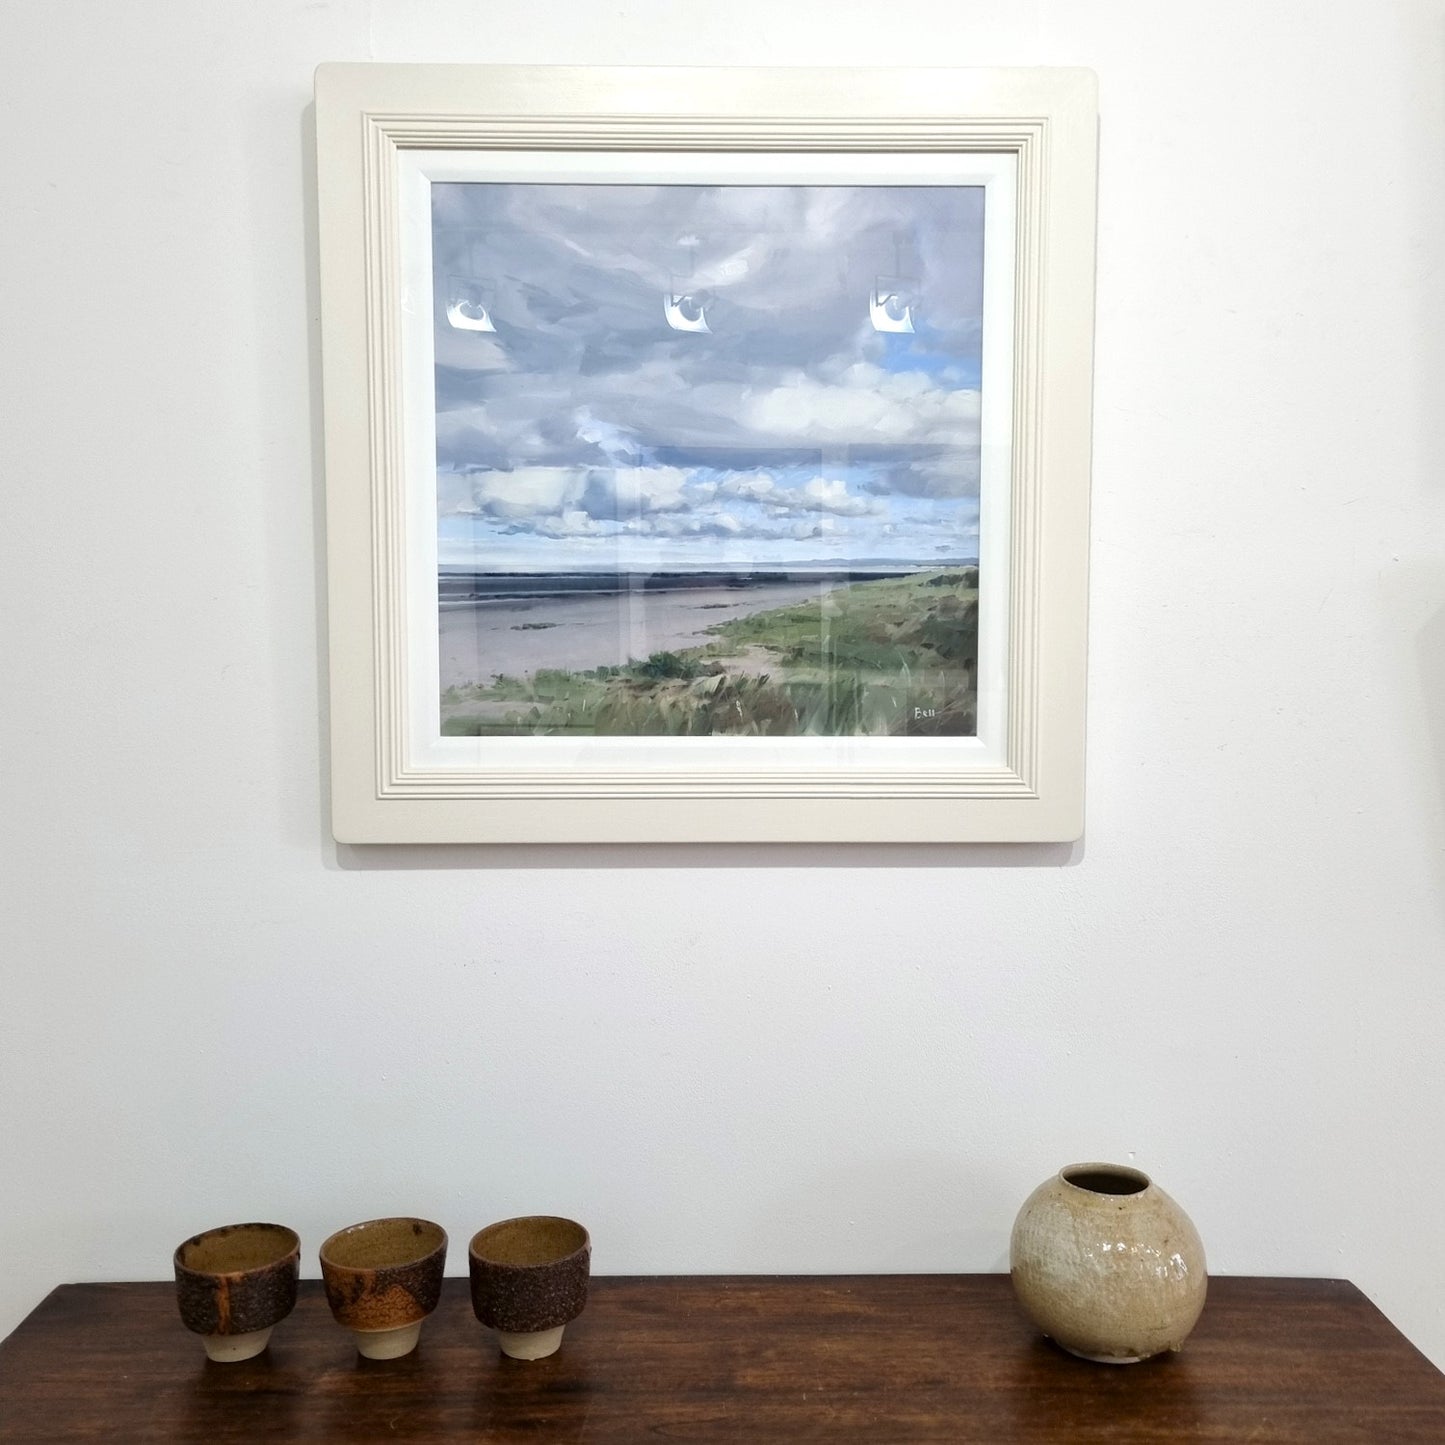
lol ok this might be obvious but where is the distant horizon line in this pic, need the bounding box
[437,559,979,576]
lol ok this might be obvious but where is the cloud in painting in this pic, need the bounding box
[432,181,986,567]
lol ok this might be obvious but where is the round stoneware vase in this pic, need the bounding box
[1009,1162,1207,1364]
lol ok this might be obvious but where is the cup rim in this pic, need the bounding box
[319,1216,448,1272]
[173,1222,300,1277]
[468,1215,590,1268]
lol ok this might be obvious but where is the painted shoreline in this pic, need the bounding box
[439,567,981,740]
[439,577,852,688]
[438,567,933,606]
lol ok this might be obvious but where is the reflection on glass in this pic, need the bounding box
[869,281,916,333]
[431,182,985,739]
[664,289,711,333]
[445,277,496,332]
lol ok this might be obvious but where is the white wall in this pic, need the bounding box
[4,0,1445,1369]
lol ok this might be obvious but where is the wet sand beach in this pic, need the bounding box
[439,579,846,690]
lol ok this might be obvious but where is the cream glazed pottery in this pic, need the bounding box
[1009,1162,1207,1363]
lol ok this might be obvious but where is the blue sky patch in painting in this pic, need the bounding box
[432,182,985,571]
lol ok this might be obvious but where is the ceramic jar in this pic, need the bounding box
[1009,1162,1207,1363]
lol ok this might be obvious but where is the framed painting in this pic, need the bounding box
[315,64,1096,843]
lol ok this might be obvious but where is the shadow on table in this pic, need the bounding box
[175,1349,305,1440]
[466,1350,597,1443]
[998,1336,1206,1441]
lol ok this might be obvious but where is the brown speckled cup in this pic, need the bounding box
[319,1217,448,1359]
[468,1216,590,1360]
[173,1222,300,1362]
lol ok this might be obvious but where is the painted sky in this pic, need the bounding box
[432,182,985,571]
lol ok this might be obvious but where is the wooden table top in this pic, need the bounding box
[2,1275,1443,1442]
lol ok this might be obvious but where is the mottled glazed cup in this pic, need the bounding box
[468,1216,590,1360]
[319,1217,448,1359]
[173,1222,300,1362]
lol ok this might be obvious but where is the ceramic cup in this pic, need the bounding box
[468,1216,590,1360]
[173,1222,300,1362]
[319,1217,448,1360]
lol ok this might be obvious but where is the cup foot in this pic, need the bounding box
[203,1327,273,1362]
[352,1321,424,1360]
[497,1325,566,1360]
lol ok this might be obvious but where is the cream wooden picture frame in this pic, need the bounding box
[315,64,1096,844]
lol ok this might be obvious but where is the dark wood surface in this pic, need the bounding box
[2,1275,1443,1442]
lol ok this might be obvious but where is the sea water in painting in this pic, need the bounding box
[433,182,984,737]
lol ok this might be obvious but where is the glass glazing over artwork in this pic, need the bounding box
[432,181,984,738]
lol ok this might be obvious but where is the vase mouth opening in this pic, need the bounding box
[1060,1163,1151,1196]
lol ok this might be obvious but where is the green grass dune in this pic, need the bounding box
[440,568,979,738]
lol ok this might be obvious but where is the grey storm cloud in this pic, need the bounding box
[431,182,982,371]
[430,180,986,559]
